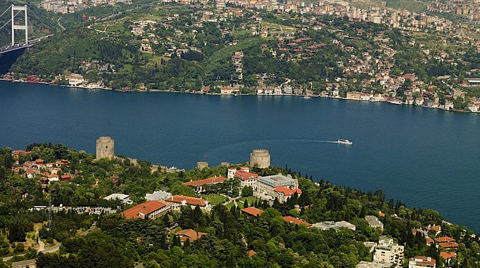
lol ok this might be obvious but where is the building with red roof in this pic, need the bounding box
[408,256,436,268]
[439,251,456,261]
[123,200,170,220]
[437,241,459,249]
[175,229,207,243]
[166,195,210,209]
[274,186,302,203]
[426,225,441,234]
[227,167,259,189]
[241,207,264,217]
[183,176,227,193]
[283,216,311,227]
[434,236,455,243]
[12,150,32,161]
[237,170,259,186]
[247,250,257,257]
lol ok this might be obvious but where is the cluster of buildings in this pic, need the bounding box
[12,0,476,113]
[122,194,212,220]
[427,0,480,20]
[11,151,75,190]
[41,0,132,14]
[411,225,459,263]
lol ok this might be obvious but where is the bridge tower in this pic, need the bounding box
[11,5,28,46]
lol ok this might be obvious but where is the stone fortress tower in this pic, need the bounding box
[249,149,270,168]
[197,161,209,170]
[96,136,115,160]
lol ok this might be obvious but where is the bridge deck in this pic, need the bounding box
[0,44,33,54]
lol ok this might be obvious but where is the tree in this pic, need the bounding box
[241,186,253,197]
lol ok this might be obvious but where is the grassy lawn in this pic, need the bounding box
[201,194,228,205]
[236,196,262,209]
[202,37,264,74]
[385,0,427,13]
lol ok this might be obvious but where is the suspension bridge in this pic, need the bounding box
[0,4,52,55]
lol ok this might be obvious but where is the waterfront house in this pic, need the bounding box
[68,74,85,87]
[467,102,480,112]
[220,86,240,95]
[346,91,362,100]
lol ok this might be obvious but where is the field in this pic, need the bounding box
[201,194,228,205]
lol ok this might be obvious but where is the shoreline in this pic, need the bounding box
[0,78,473,114]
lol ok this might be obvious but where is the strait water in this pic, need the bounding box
[1,81,479,231]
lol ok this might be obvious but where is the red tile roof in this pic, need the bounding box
[426,225,441,232]
[241,207,263,217]
[274,186,302,196]
[283,216,311,227]
[175,229,207,242]
[438,241,459,249]
[435,236,455,243]
[166,195,208,207]
[440,251,456,260]
[123,200,167,219]
[235,170,258,181]
[183,176,227,186]
[247,250,257,257]
[13,150,31,156]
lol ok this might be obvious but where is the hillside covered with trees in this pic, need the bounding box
[0,144,478,267]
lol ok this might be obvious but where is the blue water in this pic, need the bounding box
[1,81,480,231]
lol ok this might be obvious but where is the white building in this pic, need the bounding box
[373,236,404,266]
[356,261,391,268]
[254,174,300,203]
[408,256,436,268]
[68,74,85,87]
[145,190,172,201]
[366,215,384,231]
[312,221,356,231]
[228,167,260,188]
[104,193,133,205]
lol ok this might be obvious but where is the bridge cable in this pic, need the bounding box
[29,9,52,30]
[0,10,22,32]
[0,5,12,20]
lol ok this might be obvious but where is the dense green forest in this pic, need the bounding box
[0,144,478,267]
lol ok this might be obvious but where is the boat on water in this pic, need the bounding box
[337,139,353,145]
[304,95,311,99]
